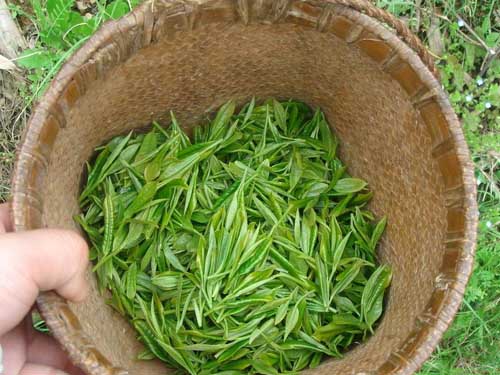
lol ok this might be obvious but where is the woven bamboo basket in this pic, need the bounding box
[11,0,478,374]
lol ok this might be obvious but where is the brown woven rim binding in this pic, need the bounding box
[328,0,439,79]
[11,1,477,374]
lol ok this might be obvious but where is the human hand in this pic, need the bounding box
[0,203,89,375]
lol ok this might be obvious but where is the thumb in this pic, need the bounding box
[0,229,89,335]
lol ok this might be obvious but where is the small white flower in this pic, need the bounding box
[485,102,492,109]
[486,221,493,228]
[477,179,481,185]
[466,95,473,102]
[458,19,465,27]
[477,77,484,86]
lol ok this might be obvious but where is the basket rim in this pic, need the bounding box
[11,1,478,374]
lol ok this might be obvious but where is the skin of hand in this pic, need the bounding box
[0,203,89,375]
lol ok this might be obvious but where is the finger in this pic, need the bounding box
[0,321,85,375]
[27,330,72,369]
[19,363,69,375]
[0,229,89,335]
[0,323,26,375]
[27,326,86,375]
[0,203,13,233]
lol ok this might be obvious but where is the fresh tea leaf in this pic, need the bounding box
[77,100,390,374]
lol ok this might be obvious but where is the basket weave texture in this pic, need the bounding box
[11,1,478,374]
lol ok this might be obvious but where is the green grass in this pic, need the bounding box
[4,0,500,373]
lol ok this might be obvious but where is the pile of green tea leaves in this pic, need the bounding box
[77,99,392,375]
